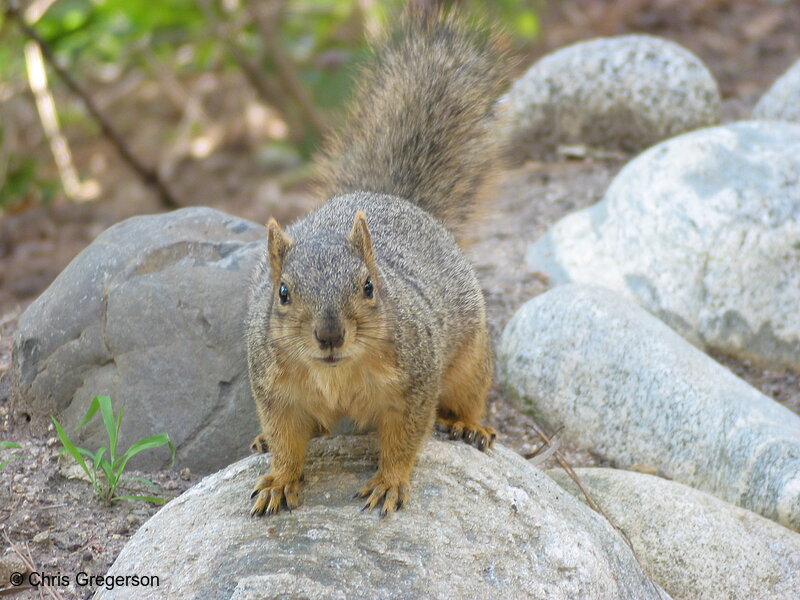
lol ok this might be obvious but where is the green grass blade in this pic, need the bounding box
[51,417,94,485]
[125,475,161,491]
[92,447,106,472]
[0,456,21,470]
[115,405,124,450]
[76,395,101,429]
[77,447,96,459]
[99,458,115,487]
[115,434,175,475]
[114,494,166,504]
[0,441,22,470]
[97,396,118,461]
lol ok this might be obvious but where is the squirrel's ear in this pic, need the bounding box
[266,218,292,282]
[349,210,375,271]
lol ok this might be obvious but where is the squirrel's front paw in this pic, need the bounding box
[355,474,409,517]
[250,474,301,517]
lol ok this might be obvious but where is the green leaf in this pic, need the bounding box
[98,455,115,487]
[0,456,21,470]
[115,433,175,475]
[114,494,166,504]
[77,447,96,459]
[115,404,124,457]
[0,441,22,450]
[53,392,177,505]
[76,394,102,429]
[92,447,106,473]
[51,416,95,485]
[97,395,118,460]
[126,475,161,491]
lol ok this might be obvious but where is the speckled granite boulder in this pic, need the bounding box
[753,57,800,122]
[504,34,720,160]
[11,207,263,473]
[527,121,800,370]
[549,468,800,600]
[97,436,666,600]
[498,284,800,532]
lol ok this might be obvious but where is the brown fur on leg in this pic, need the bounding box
[436,326,496,450]
[251,408,316,517]
[357,391,436,517]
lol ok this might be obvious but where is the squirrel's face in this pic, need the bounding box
[264,211,389,367]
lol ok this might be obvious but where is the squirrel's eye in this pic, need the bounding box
[363,278,374,299]
[278,282,290,304]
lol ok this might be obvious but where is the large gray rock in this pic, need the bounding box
[11,207,264,472]
[97,436,666,600]
[504,34,720,160]
[548,468,800,600]
[753,57,800,123]
[498,284,800,532]
[527,121,800,370]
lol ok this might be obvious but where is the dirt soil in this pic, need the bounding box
[1,2,800,599]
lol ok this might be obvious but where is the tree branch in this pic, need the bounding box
[248,0,328,139]
[196,0,308,144]
[7,1,182,208]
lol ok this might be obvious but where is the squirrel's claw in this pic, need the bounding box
[250,474,301,517]
[356,475,409,517]
[437,417,496,452]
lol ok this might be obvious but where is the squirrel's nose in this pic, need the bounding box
[314,325,345,350]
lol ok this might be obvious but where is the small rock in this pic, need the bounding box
[179,467,191,480]
[83,550,94,562]
[53,530,84,552]
[753,57,800,123]
[498,284,800,532]
[0,553,27,586]
[504,34,719,160]
[59,461,93,482]
[31,531,50,544]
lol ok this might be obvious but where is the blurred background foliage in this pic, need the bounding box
[0,0,542,212]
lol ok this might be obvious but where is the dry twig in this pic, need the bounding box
[525,419,635,548]
[525,418,665,596]
[2,530,65,600]
[23,39,96,201]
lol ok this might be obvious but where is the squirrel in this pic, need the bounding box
[245,8,511,517]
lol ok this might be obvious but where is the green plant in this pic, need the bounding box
[52,395,175,504]
[0,441,23,470]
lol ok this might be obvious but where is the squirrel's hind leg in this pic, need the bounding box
[250,433,270,454]
[436,326,496,451]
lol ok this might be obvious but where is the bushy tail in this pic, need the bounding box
[316,9,512,232]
